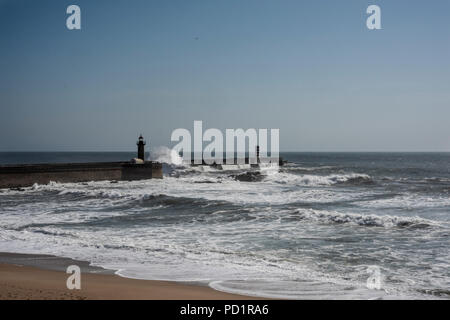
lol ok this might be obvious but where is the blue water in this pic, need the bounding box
[0,152,449,299]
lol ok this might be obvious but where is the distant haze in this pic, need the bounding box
[0,0,449,152]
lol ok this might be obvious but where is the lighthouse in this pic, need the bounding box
[137,134,146,161]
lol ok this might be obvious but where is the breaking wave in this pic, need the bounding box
[269,172,374,186]
[292,209,440,229]
[150,146,183,165]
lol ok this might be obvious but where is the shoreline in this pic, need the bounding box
[0,252,256,300]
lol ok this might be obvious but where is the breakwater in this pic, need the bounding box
[0,161,162,189]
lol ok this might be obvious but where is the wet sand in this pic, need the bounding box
[0,252,253,300]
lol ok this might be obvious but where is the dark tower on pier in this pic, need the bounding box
[137,135,146,161]
[256,145,260,163]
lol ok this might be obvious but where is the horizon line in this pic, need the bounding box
[0,150,449,153]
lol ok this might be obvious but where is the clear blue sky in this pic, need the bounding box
[0,0,449,151]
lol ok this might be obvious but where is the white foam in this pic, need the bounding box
[293,208,441,228]
[1,164,448,300]
[150,146,183,165]
[266,172,372,186]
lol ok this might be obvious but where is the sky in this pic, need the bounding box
[0,0,449,152]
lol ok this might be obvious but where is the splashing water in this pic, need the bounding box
[149,146,183,165]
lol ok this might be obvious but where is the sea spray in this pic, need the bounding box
[150,146,183,165]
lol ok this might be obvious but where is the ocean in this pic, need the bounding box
[0,151,449,299]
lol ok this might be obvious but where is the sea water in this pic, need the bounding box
[0,151,449,299]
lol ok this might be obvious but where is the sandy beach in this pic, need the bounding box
[0,253,253,300]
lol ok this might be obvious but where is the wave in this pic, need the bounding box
[291,209,440,229]
[57,188,124,199]
[209,280,389,300]
[150,146,183,165]
[231,171,265,182]
[417,288,450,298]
[269,173,374,186]
[423,177,448,183]
[283,165,337,172]
[139,193,226,207]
